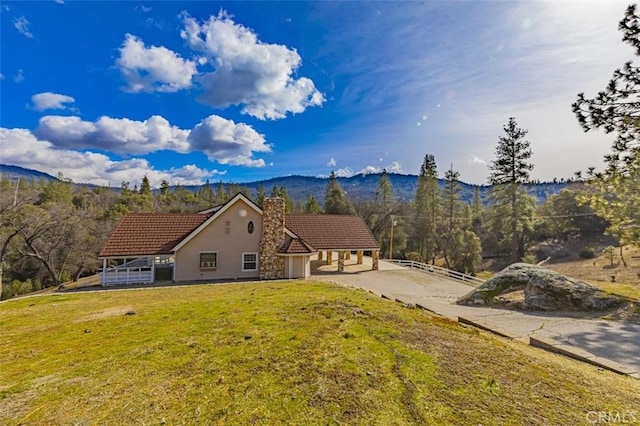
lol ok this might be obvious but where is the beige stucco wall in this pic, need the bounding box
[174,199,263,281]
[285,256,311,279]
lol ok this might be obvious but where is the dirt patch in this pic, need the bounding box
[75,306,136,323]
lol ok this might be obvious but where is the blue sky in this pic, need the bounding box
[0,1,634,187]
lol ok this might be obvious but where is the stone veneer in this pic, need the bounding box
[259,197,286,279]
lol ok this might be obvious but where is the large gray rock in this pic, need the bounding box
[457,263,626,312]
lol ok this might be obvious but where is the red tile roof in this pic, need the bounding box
[99,214,210,257]
[279,238,317,254]
[285,214,379,250]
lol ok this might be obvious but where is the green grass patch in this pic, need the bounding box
[1,281,638,424]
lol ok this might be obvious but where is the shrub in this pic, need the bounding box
[522,254,538,265]
[405,252,424,263]
[579,247,596,259]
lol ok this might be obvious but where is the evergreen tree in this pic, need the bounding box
[255,184,266,208]
[324,171,354,214]
[439,164,462,268]
[140,175,152,197]
[488,117,535,262]
[573,5,640,249]
[304,194,322,214]
[412,154,440,263]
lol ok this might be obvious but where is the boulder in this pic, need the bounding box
[457,263,626,312]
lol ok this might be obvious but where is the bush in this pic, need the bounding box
[522,254,538,265]
[579,247,596,259]
[1,279,37,300]
[405,252,424,263]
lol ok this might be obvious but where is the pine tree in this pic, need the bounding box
[324,171,354,214]
[412,154,440,263]
[488,117,535,262]
[439,164,462,268]
[140,175,152,197]
[304,194,322,214]
[573,5,640,249]
[255,184,266,208]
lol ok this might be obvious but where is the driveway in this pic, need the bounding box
[314,261,640,377]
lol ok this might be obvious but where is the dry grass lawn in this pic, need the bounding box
[1,281,638,425]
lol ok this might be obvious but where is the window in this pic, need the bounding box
[200,252,217,269]
[242,253,257,271]
[247,221,254,234]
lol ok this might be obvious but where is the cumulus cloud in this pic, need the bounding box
[358,165,380,175]
[34,115,191,154]
[116,34,198,93]
[29,92,75,111]
[0,127,222,187]
[333,167,354,178]
[326,157,337,167]
[13,16,32,38]
[386,161,403,173]
[180,11,324,120]
[188,115,270,167]
[469,156,487,165]
[32,113,269,167]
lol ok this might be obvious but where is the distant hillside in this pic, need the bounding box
[0,164,58,182]
[0,164,567,204]
[191,173,568,205]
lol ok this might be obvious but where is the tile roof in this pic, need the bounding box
[278,238,317,254]
[285,214,379,250]
[99,213,210,257]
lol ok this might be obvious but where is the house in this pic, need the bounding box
[98,193,380,286]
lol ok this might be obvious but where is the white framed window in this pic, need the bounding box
[242,252,258,271]
[200,252,218,269]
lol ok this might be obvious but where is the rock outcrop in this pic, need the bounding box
[457,263,626,312]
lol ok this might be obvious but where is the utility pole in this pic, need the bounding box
[389,215,397,259]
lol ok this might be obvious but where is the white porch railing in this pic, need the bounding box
[388,259,485,287]
[100,267,153,286]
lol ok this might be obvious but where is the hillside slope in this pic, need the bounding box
[1,281,637,424]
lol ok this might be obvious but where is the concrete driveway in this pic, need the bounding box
[314,260,640,378]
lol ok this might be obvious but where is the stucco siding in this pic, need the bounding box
[174,200,263,281]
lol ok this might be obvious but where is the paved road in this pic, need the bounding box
[315,262,640,377]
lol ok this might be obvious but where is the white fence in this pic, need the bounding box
[388,259,485,287]
[100,267,153,286]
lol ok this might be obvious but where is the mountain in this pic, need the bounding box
[0,164,568,205]
[0,164,58,182]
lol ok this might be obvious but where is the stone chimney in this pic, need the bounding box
[259,197,285,279]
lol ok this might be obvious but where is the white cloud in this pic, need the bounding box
[13,16,33,38]
[188,115,271,167]
[0,73,4,80]
[139,5,151,13]
[326,157,336,167]
[0,128,223,187]
[32,113,269,167]
[386,161,403,173]
[358,165,381,175]
[180,10,324,120]
[469,156,487,166]
[29,92,75,111]
[34,115,191,154]
[54,0,64,4]
[333,167,354,178]
[116,34,198,93]
[13,69,24,83]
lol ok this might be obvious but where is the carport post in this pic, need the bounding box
[372,250,379,270]
[326,251,333,265]
[338,251,345,272]
[357,250,363,264]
